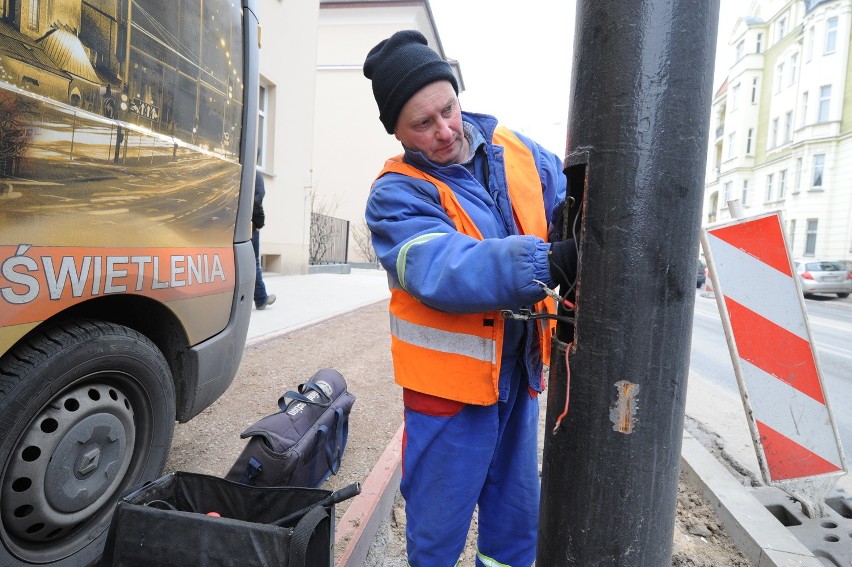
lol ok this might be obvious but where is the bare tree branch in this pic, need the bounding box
[307,186,342,263]
[352,219,379,265]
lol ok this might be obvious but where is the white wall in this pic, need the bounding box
[256,0,320,275]
[313,3,447,264]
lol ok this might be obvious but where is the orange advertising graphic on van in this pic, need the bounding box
[0,245,235,328]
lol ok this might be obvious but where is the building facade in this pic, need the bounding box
[254,0,321,275]
[313,0,461,266]
[253,0,457,274]
[705,0,852,262]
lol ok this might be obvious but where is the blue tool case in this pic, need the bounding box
[226,368,356,489]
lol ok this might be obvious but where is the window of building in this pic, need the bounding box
[746,128,754,154]
[727,132,736,159]
[789,53,798,85]
[751,77,759,103]
[756,33,763,53]
[788,219,796,251]
[787,219,796,254]
[812,154,825,188]
[28,0,39,30]
[765,173,774,201]
[818,85,831,122]
[807,27,814,61]
[771,118,779,148]
[742,179,749,205]
[777,15,787,42]
[778,169,787,199]
[784,111,793,144]
[731,83,740,110]
[801,91,808,125]
[736,39,745,61]
[805,219,818,256]
[776,62,785,92]
[257,80,271,171]
[794,157,802,193]
[825,17,838,54]
[723,181,732,204]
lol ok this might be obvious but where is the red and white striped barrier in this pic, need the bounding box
[701,212,846,514]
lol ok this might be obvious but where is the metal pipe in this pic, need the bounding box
[538,2,720,564]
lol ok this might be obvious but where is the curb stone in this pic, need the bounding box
[680,431,823,567]
[335,424,404,567]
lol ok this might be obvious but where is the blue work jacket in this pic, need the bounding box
[365,111,567,400]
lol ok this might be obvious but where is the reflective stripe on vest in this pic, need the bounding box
[389,313,497,364]
[377,126,554,405]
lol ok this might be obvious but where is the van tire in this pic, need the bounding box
[0,319,175,566]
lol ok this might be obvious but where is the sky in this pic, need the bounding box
[429,1,741,155]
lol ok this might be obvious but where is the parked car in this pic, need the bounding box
[793,259,852,298]
[697,259,707,289]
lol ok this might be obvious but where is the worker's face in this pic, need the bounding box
[394,81,467,166]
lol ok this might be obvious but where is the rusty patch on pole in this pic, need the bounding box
[609,380,639,434]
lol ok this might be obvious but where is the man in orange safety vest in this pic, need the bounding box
[363,30,577,567]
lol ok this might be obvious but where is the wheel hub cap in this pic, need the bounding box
[1,383,135,543]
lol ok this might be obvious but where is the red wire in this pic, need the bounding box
[552,341,572,435]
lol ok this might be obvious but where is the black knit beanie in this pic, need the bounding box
[363,30,459,134]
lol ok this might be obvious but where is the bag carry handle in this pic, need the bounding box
[278,382,332,411]
[317,407,346,475]
[273,482,361,527]
[288,505,328,567]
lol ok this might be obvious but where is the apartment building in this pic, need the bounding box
[705,0,852,261]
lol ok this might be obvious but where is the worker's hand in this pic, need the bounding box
[548,199,568,242]
[549,240,578,291]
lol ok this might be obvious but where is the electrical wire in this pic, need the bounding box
[552,341,573,435]
[550,204,580,435]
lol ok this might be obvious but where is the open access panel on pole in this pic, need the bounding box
[701,211,847,517]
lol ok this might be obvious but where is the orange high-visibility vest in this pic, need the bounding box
[377,126,556,405]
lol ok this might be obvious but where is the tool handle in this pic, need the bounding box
[273,482,362,527]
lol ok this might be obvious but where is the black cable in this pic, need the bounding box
[144,499,178,511]
[563,208,581,298]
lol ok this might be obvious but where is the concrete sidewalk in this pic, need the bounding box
[245,269,824,566]
[246,269,391,346]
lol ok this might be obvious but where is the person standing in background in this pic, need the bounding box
[252,170,276,310]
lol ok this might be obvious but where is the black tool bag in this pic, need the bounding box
[226,368,356,488]
[100,471,360,567]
